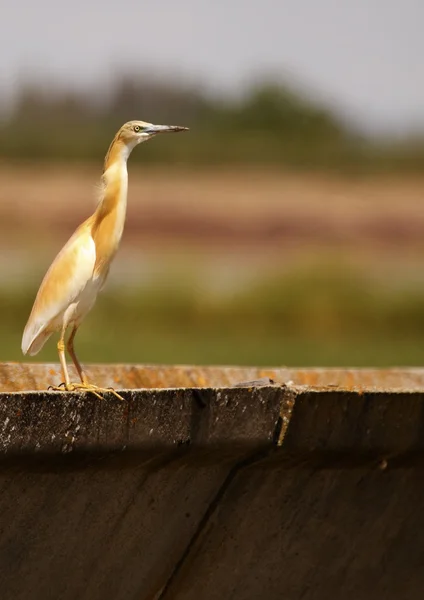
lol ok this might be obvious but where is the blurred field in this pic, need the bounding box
[1,165,424,369]
[2,164,424,258]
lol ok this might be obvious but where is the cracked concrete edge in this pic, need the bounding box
[1,380,424,461]
[277,385,298,446]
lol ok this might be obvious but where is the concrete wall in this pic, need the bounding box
[0,364,423,599]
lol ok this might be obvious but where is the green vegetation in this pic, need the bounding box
[1,76,424,172]
[5,265,424,367]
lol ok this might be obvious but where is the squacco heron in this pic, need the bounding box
[22,120,188,398]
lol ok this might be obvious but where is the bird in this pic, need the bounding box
[22,120,188,399]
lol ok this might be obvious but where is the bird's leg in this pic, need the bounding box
[48,325,122,401]
[58,328,71,389]
[65,326,124,401]
[48,325,102,399]
[66,326,86,384]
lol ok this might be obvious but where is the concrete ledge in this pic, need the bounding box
[0,364,424,599]
[1,363,423,460]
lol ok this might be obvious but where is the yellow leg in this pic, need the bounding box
[61,325,124,401]
[58,327,71,388]
[51,324,102,395]
[67,326,86,384]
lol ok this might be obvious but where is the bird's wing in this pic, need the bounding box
[22,219,96,354]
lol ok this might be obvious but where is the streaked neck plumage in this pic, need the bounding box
[91,134,136,276]
[95,135,134,221]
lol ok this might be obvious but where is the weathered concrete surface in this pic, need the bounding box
[3,361,424,392]
[0,364,424,599]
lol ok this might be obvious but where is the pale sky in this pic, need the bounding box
[0,0,422,133]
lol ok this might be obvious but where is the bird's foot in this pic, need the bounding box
[48,382,124,401]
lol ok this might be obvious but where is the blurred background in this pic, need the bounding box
[1,0,424,367]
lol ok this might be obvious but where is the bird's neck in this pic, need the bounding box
[103,134,134,173]
[95,138,130,222]
[91,138,131,274]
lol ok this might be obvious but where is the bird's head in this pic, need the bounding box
[118,120,189,149]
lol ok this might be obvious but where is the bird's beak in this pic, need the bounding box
[146,124,189,134]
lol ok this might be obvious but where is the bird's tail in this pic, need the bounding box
[22,327,52,356]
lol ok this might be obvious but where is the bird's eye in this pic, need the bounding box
[133,125,142,133]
